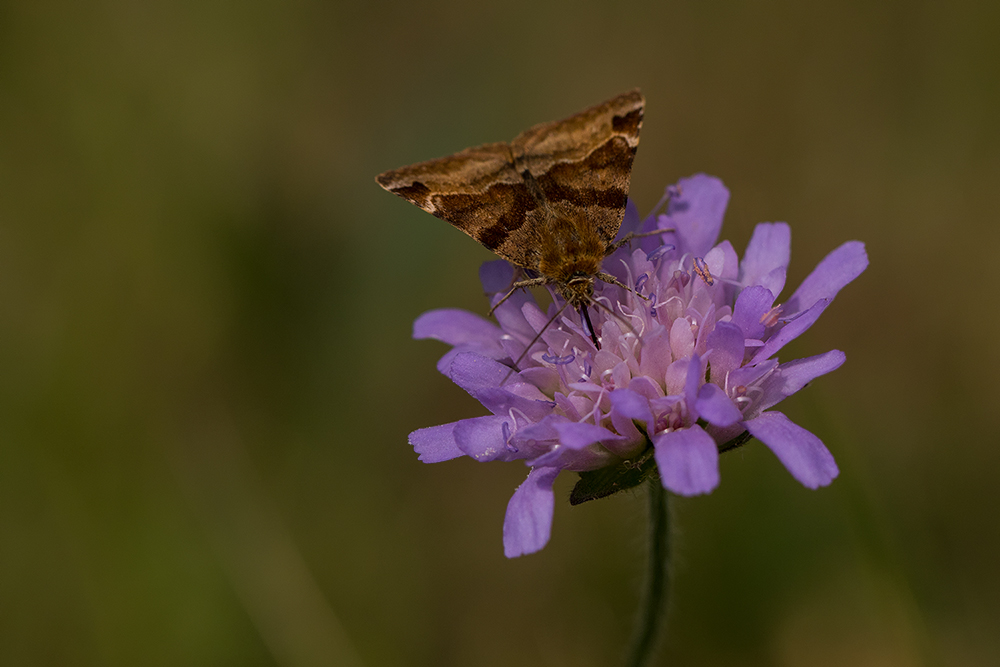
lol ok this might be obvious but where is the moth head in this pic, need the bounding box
[558,273,596,309]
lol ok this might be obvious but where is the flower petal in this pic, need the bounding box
[637,324,671,386]
[785,241,868,314]
[517,366,561,395]
[653,425,720,495]
[758,268,787,303]
[479,259,514,292]
[669,318,694,360]
[739,222,790,295]
[511,413,564,443]
[695,383,743,427]
[750,298,829,364]
[732,285,776,340]
[409,423,464,462]
[473,387,555,421]
[754,350,846,414]
[713,240,740,281]
[414,309,509,373]
[553,421,625,450]
[413,309,503,348]
[743,411,838,488]
[453,415,514,462]
[503,467,561,558]
[728,359,778,393]
[706,320,745,383]
[684,353,703,422]
[446,352,511,393]
[609,388,654,433]
[629,374,665,399]
[479,260,537,341]
[703,244,727,278]
[656,174,730,257]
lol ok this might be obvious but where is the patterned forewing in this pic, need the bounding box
[512,90,644,245]
[376,90,645,270]
[375,142,544,268]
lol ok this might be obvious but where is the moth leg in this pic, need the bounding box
[488,276,548,316]
[595,271,651,302]
[604,228,676,255]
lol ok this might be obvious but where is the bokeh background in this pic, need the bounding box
[2,0,998,665]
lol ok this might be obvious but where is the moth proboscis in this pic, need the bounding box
[376,89,658,351]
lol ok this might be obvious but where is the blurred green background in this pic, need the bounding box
[1,0,998,665]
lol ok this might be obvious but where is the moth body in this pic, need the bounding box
[535,215,606,309]
[376,90,645,347]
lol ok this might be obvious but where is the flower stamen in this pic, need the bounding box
[692,256,714,285]
[760,304,783,327]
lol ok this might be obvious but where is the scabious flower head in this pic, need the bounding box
[411,174,868,557]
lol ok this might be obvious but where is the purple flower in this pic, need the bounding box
[411,174,868,557]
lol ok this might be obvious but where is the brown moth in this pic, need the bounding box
[376,90,647,347]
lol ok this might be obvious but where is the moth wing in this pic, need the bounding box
[375,142,545,270]
[511,90,644,246]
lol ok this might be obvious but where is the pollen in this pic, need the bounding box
[692,257,714,286]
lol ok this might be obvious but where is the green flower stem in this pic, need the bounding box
[624,476,671,667]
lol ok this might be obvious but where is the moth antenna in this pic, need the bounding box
[487,276,548,316]
[644,182,682,220]
[501,300,573,384]
[604,229,672,256]
[646,189,672,220]
[595,271,651,303]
